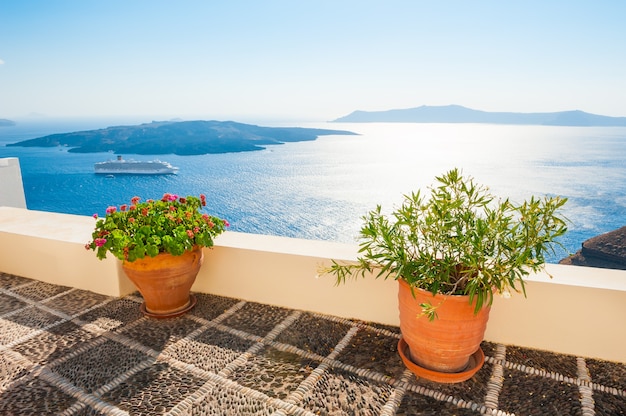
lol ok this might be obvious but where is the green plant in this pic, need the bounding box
[324,168,568,313]
[86,193,229,261]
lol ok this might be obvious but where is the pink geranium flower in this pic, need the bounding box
[86,193,229,261]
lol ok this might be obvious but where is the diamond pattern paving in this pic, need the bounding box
[0,272,624,415]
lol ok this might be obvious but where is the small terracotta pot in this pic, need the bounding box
[398,279,491,375]
[122,246,203,318]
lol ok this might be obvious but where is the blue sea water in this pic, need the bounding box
[2,118,626,263]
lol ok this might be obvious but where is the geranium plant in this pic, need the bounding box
[86,193,229,262]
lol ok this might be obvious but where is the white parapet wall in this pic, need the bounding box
[1,206,625,363]
[0,207,135,296]
[0,158,27,209]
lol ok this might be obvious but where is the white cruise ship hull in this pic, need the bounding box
[94,158,179,175]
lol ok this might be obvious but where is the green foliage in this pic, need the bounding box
[419,302,439,322]
[86,193,229,262]
[323,168,568,313]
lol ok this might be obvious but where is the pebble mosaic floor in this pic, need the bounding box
[0,272,624,416]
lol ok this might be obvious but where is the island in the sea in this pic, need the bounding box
[7,120,358,155]
[0,118,16,127]
[332,105,626,126]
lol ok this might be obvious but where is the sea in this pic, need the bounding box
[2,117,626,263]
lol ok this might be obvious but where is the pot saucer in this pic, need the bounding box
[397,337,485,383]
[140,294,197,319]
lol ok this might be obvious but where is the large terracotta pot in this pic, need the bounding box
[122,246,203,318]
[397,279,490,382]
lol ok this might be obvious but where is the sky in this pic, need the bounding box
[1,1,626,122]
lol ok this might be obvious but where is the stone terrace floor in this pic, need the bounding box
[0,272,624,416]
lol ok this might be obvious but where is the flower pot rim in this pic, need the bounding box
[122,245,202,265]
[399,278,481,302]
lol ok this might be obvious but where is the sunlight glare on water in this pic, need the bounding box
[1,120,626,262]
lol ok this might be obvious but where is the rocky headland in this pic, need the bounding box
[560,226,626,270]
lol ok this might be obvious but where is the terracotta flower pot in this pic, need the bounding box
[397,279,490,381]
[122,246,203,318]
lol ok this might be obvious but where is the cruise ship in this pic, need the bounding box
[94,155,179,175]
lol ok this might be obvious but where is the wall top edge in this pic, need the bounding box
[1,207,625,292]
[0,157,19,167]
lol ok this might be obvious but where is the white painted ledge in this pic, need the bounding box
[1,206,625,363]
[0,158,27,209]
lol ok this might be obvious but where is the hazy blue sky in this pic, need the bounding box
[1,1,625,121]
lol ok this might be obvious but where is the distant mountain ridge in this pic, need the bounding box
[0,119,15,126]
[7,120,357,155]
[333,105,626,126]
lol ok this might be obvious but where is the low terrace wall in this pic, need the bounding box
[1,206,625,363]
[0,158,27,209]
